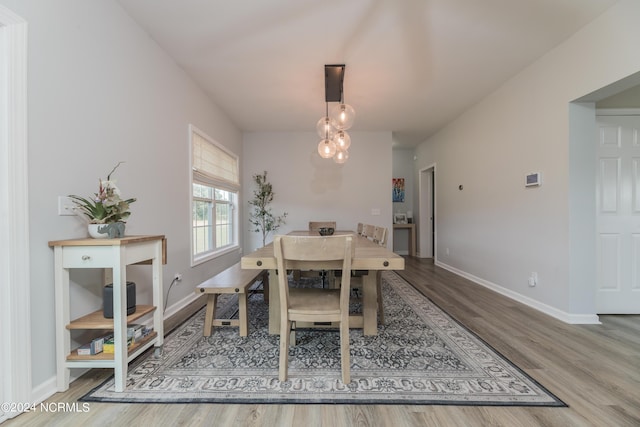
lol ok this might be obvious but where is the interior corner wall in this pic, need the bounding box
[392,148,415,254]
[1,0,242,391]
[242,131,393,253]
[413,0,640,320]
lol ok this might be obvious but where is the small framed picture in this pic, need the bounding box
[525,172,541,187]
[394,213,407,224]
[392,178,405,202]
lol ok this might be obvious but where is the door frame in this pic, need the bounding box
[418,164,436,259]
[0,6,31,421]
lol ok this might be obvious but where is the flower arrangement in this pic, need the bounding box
[69,162,136,224]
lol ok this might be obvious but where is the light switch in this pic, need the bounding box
[58,196,75,216]
[371,208,381,216]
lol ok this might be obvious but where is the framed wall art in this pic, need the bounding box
[392,178,405,202]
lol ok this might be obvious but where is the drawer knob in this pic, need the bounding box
[257,260,262,266]
[82,255,91,261]
[383,260,389,267]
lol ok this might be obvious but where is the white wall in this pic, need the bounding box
[0,0,242,391]
[413,0,640,321]
[242,131,393,252]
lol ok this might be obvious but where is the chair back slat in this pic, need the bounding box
[372,226,387,246]
[361,224,375,238]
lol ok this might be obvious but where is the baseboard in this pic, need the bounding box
[435,261,601,325]
[30,292,204,407]
[163,291,202,320]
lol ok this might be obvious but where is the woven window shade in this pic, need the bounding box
[192,130,239,190]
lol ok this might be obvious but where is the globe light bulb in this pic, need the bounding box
[330,103,355,130]
[317,138,337,159]
[334,130,351,151]
[316,116,335,139]
[333,149,349,164]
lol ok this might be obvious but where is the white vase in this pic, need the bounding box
[87,222,126,239]
[88,224,109,239]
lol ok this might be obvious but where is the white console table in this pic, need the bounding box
[49,235,165,392]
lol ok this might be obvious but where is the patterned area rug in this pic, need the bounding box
[81,272,565,406]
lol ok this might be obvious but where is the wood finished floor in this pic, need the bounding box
[5,257,640,427]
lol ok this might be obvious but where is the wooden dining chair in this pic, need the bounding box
[350,226,388,324]
[361,224,375,238]
[308,221,337,233]
[274,234,353,384]
[356,223,364,235]
[372,226,387,246]
[301,221,338,285]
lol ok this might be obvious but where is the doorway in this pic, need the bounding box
[571,74,640,318]
[595,110,640,313]
[418,165,435,258]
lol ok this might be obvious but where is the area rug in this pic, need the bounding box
[81,272,565,406]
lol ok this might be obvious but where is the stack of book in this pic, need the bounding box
[76,336,105,356]
[76,325,154,355]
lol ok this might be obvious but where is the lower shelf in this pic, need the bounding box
[67,331,158,361]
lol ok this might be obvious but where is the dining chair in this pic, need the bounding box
[361,223,375,238]
[356,222,364,235]
[274,234,353,384]
[302,221,338,285]
[372,226,387,246]
[308,221,337,233]
[350,226,388,324]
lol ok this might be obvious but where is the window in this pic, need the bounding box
[190,125,239,264]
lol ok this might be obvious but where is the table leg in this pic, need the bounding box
[268,269,280,334]
[112,248,127,392]
[363,270,378,335]
[54,247,71,391]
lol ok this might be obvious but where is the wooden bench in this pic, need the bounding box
[196,263,267,337]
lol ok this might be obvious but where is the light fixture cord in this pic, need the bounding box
[325,102,330,139]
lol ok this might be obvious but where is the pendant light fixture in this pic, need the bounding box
[316,64,355,163]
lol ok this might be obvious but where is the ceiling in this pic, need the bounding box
[117,0,618,147]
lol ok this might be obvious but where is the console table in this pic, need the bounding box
[393,223,416,257]
[49,235,165,392]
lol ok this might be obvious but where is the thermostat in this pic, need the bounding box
[525,172,541,187]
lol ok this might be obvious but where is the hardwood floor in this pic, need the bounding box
[5,257,640,426]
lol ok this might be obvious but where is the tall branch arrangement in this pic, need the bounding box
[248,171,287,246]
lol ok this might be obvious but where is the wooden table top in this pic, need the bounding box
[241,231,404,271]
[48,235,165,247]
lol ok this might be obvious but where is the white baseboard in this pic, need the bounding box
[163,291,202,319]
[30,293,203,406]
[435,261,601,325]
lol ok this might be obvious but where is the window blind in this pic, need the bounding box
[192,129,239,190]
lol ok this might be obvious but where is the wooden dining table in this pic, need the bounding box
[240,230,405,335]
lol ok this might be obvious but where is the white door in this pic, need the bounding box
[596,113,640,313]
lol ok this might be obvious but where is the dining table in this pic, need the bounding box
[240,230,405,336]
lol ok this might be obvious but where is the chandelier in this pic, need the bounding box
[317,64,355,164]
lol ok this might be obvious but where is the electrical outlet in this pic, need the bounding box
[174,273,183,282]
[58,196,75,216]
[528,272,538,287]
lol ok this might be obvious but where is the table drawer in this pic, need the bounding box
[62,246,116,268]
